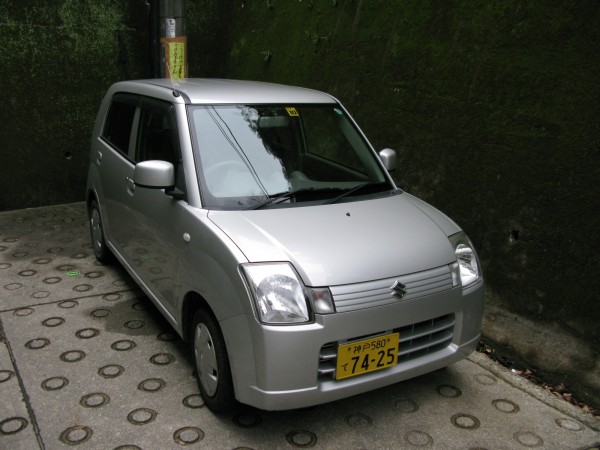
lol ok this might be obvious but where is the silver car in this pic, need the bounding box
[86,79,484,413]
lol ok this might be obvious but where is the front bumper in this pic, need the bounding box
[220,280,484,411]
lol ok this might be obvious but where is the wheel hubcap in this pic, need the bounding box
[194,323,218,396]
[90,209,103,252]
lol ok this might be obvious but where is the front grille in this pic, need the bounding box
[318,314,455,380]
[330,265,454,313]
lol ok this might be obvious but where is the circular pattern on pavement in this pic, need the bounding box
[25,338,50,350]
[233,412,262,428]
[138,378,166,393]
[173,427,204,445]
[0,417,28,435]
[555,418,584,431]
[91,308,111,318]
[60,350,86,362]
[59,425,93,445]
[98,364,125,379]
[345,413,373,428]
[41,376,69,391]
[58,300,78,309]
[437,384,462,398]
[492,399,520,414]
[514,431,543,447]
[0,370,15,383]
[394,397,419,414]
[42,317,65,327]
[103,293,122,302]
[73,284,93,292]
[404,430,433,447]
[474,373,497,385]
[286,430,317,448]
[111,340,136,351]
[76,328,100,339]
[182,394,204,409]
[124,320,145,329]
[127,408,157,426]
[451,413,480,430]
[150,352,175,365]
[44,277,62,285]
[80,392,110,408]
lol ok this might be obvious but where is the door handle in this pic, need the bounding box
[126,177,135,191]
[96,151,103,165]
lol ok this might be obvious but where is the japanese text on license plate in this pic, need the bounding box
[336,333,399,380]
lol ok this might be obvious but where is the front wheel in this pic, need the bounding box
[192,309,235,413]
[88,200,113,263]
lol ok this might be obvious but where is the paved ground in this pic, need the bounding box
[0,203,598,450]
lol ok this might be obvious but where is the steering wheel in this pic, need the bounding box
[204,160,248,178]
[204,160,251,194]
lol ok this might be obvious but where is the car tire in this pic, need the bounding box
[192,309,235,414]
[89,200,113,263]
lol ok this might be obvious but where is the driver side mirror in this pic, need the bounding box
[134,160,175,188]
[378,148,396,172]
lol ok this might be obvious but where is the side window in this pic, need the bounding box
[136,102,177,164]
[136,99,187,196]
[102,94,137,155]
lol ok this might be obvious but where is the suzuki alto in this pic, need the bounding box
[86,78,484,412]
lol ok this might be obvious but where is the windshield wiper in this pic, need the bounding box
[325,181,389,205]
[251,187,342,210]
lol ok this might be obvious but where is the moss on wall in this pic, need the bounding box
[0,0,150,211]
[0,0,233,212]
[222,0,600,349]
[186,0,231,77]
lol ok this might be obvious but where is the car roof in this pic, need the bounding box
[110,78,337,105]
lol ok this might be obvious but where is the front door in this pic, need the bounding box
[122,97,187,319]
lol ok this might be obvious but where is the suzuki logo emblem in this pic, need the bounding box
[390,280,407,299]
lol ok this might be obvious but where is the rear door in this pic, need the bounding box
[96,93,139,257]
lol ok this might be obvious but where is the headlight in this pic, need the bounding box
[241,262,310,324]
[241,262,335,324]
[449,232,481,288]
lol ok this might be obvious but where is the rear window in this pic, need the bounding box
[102,94,137,154]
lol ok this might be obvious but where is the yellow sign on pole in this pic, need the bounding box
[160,36,187,79]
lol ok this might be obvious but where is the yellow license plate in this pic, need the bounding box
[336,333,399,380]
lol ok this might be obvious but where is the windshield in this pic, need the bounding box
[189,104,394,209]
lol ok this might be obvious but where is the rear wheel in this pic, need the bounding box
[192,309,235,413]
[89,200,113,263]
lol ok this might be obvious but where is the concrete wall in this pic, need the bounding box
[0,0,227,211]
[1,1,598,405]
[219,0,600,405]
[0,0,147,210]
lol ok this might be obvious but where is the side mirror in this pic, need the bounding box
[134,160,175,188]
[378,148,396,172]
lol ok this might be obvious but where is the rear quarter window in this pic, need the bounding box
[102,94,137,155]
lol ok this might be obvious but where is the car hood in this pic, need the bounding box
[208,193,461,287]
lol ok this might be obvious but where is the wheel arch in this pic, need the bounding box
[86,188,99,214]
[180,291,214,342]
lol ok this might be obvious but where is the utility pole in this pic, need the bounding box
[150,0,187,79]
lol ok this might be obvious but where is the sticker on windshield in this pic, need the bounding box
[286,107,299,117]
[334,108,343,115]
